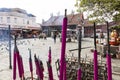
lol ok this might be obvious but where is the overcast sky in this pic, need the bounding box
[0,0,76,23]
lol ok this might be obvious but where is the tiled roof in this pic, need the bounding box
[27,14,36,17]
[53,16,64,25]
[0,8,11,12]
[67,13,84,25]
[83,19,93,27]
[41,13,93,27]
[0,8,35,17]
[41,16,64,26]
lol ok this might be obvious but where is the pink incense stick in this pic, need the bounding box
[77,67,81,80]
[13,35,19,80]
[94,50,98,80]
[93,22,98,80]
[106,53,112,80]
[106,21,112,80]
[38,59,44,80]
[20,55,25,79]
[47,61,54,80]
[60,9,67,80]
[48,46,51,64]
[77,28,82,80]
[63,59,66,80]
[34,55,43,80]
[16,51,22,79]
[29,49,33,80]
[13,52,17,80]
[29,49,33,72]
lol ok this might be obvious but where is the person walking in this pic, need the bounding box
[43,33,47,40]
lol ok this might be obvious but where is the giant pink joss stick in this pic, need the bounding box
[93,22,98,80]
[47,61,54,80]
[20,55,25,79]
[13,35,22,80]
[13,47,17,80]
[29,49,33,80]
[77,67,81,80]
[59,9,67,80]
[13,35,19,80]
[63,59,66,80]
[48,46,51,64]
[34,54,43,80]
[77,29,82,80]
[106,22,112,80]
[38,59,44,80]
[94,50,98,80]
[107,53,112,80]
[16,47,22,80]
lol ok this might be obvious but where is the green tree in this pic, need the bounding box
[75,0,120,23]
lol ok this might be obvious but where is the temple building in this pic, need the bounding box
[41,13,118,38]
[41,13,93,37]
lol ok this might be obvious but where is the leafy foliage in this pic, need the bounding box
[75,0,120,23]
[111,25,120,29]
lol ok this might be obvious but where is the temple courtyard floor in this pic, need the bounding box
[0,37,120,80]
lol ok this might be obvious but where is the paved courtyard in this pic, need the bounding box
[0,37,120,80]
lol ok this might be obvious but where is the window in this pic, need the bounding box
[7,17,10,23]
[0,17,3,23]
[32,20,34,23]
[14,18,17,23]
[27,20,29,24]
[23,19,25,24]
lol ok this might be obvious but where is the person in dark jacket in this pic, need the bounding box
[53,32,57,43]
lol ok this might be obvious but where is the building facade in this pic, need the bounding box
[0,8,41,38]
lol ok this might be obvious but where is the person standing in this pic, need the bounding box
[53,32,57,43]
[100,31,104,43]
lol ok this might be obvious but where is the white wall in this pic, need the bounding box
[0,11,39,28]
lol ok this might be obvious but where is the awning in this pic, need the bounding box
[26,26,41,30]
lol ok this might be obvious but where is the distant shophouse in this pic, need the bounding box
[41,13,117,37]
[0,8,41,39]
